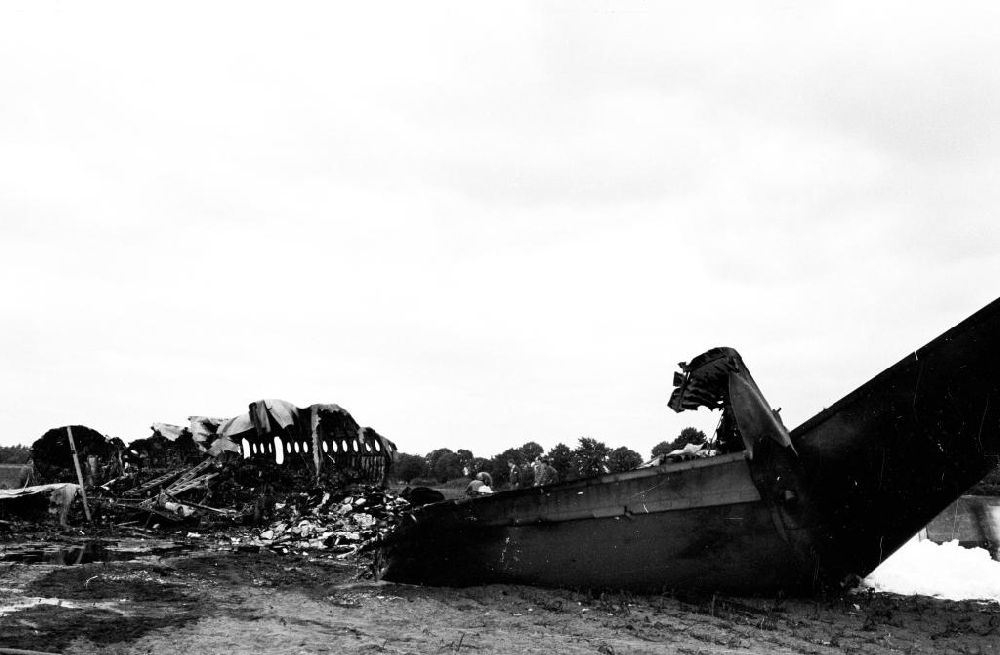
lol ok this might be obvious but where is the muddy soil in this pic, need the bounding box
[1,542,998,655]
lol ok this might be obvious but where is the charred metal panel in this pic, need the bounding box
[382,297,1000,594]
[453,452,760,526]
[379,454,817,592]
[239,400,396,485]
[790,297,1000,582]
[668,347,792,456]
[316,425,395,486]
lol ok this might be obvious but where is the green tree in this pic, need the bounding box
[0,444,30,464]
[608,446,643,473]
[546,443,574,481]
[469,457,491,477]
[495,447,523,467]
[572,437,610,479]
[456,449,475,471]
[423,448,452,476]
[394,453,426,483]
[486,448,523,487]
[425,448,470,481]
[651,441,673,458]
[669,427,707,451]
[518,441,544,463]
[431,451,464,482]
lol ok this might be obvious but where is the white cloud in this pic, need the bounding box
[1,1,999,461]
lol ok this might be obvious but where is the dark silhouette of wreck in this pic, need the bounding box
[378,297,1000,593]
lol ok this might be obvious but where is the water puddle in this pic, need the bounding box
[0,541,190,565]
[0,596,128,617]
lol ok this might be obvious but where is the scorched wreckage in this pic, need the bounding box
[6,299,1000,597]
[376,297,1000,593]
[1,399,397,527]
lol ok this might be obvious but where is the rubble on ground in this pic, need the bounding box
[227,486,413,559]
[1,399,409,568]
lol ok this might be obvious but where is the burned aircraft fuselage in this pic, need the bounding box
[379,297,1000,593]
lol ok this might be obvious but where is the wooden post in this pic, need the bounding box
[66,426,92,522]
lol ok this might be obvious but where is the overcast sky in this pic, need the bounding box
[1,2,998,460]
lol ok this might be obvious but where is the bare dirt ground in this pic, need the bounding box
[2,537,999,655]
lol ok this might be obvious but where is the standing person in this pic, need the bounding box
[543,457,558,485]
[532,457,559,487]
[507,459,521,489]
[534,457,558,486]
[531,456,545,486]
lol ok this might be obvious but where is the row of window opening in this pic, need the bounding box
[240,435,382,461]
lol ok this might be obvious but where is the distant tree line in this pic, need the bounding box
[393,428,711,487]
[0,444,31,464]
[394,428,1000,495]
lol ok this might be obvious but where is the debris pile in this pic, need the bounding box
[229,486,413,559]
[3,400,446,574]
[3,399,401,544]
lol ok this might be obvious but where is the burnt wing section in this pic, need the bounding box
[790,298,1000,583]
